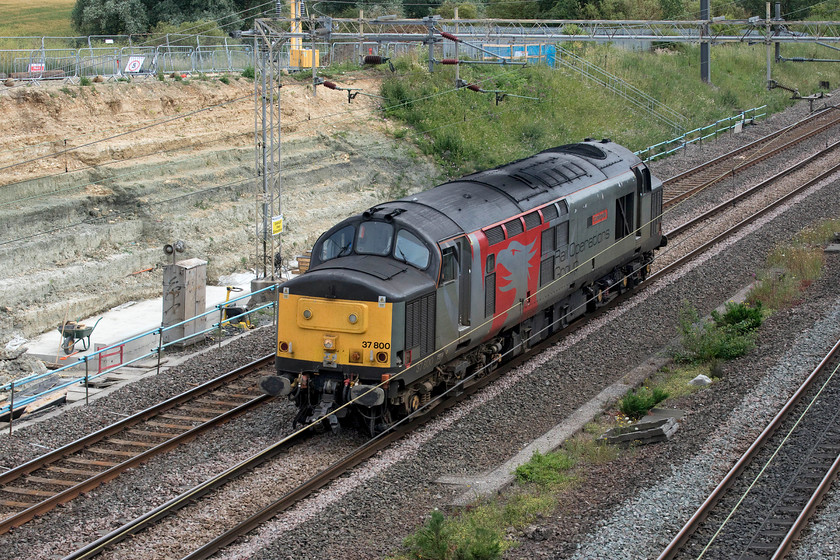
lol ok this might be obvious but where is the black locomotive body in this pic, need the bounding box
[260,140,667,432]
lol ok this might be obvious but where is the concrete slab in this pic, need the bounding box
[25,277,257,370]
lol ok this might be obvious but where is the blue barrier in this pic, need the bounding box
[1,284,279,425]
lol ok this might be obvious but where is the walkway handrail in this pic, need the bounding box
[0,284,279,422]
[635,105,767,162]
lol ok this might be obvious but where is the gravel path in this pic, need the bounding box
[1,93,839,560]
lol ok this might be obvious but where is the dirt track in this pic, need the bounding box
[0,73,437,341]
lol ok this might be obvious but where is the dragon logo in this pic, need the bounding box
[495,239,537,299]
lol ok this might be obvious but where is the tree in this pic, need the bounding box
[487,0,540,19]
[71,0,149,35]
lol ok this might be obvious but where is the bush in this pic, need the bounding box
[619,387,669,419]
[79,76,92,86]
[676,302,757,363]
[404,510,450,560]
[711,301,763,334]
[241,66,255,79]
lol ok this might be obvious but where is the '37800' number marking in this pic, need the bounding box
[362,341,390,349]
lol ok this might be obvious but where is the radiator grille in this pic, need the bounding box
[485,273,496,317]
[405,293,436,358]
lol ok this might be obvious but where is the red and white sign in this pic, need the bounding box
[124,56,145,73]
[28,63,45,73]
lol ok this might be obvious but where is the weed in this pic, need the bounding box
[241,66,255,79]
[157,73,165,82]
[711,301,764,333]
[403,510,450,560]
[675,302,757,363]
[619,387,669,420]
[79,76,92,86]
[219,75,230,85]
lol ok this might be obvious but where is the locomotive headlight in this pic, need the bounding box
[348,313,358,324]
[302,309,312,320]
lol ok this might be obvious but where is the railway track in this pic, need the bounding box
[57,123,840,560]
[662,107,840,208]
[0,356,273,535]
[659,337,840,560]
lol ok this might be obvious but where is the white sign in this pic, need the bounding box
[125,56,145,73]
[28,63,45,73]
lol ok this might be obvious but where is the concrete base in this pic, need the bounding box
[25,280,255,371]
[250,278,283,305]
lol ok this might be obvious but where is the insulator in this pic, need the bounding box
[363,55,386,65]
[467,84,482,92]
[440,59,460,65]
[323,81,338,90]
[440,31,459,42]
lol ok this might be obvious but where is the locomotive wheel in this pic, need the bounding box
[406,393,421,414]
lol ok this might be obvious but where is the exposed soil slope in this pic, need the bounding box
[0,73,437,339]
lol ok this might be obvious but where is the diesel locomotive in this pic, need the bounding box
[260,139,667,433]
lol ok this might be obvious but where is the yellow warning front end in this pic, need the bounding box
[276,293,394,370]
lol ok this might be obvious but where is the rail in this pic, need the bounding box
[0,284,279,431]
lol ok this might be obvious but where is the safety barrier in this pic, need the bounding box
[0,39,254,81]
[0,284,279,432]
[635,106,768,162]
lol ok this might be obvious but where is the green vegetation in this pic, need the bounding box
[241,66,255,80]
[395,431,616,559]
[380,42,840,177]
[675,301,763,364]
[618,387,669,420]
[0,0,75,37]
[747,219,839,310]
[514,450,576,485]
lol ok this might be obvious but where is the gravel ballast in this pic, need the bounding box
[1,94,839,560]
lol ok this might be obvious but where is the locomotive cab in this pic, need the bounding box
[262,212,442,432]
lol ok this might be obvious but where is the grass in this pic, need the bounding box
[747,218,839,310]
[393,432,617,559]
[0,0,76,38]
[674,301,763,364]
[378,42,840,177]
[618,387,669,420]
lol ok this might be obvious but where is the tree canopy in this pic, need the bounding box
[70,0,831,36]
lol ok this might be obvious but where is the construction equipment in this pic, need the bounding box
[221,287,253,329]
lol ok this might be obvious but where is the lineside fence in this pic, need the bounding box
[635,105,767,162]
[0,285,278,433]
[0,31,565,81]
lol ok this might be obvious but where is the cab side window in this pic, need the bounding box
[441,247,458,283]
